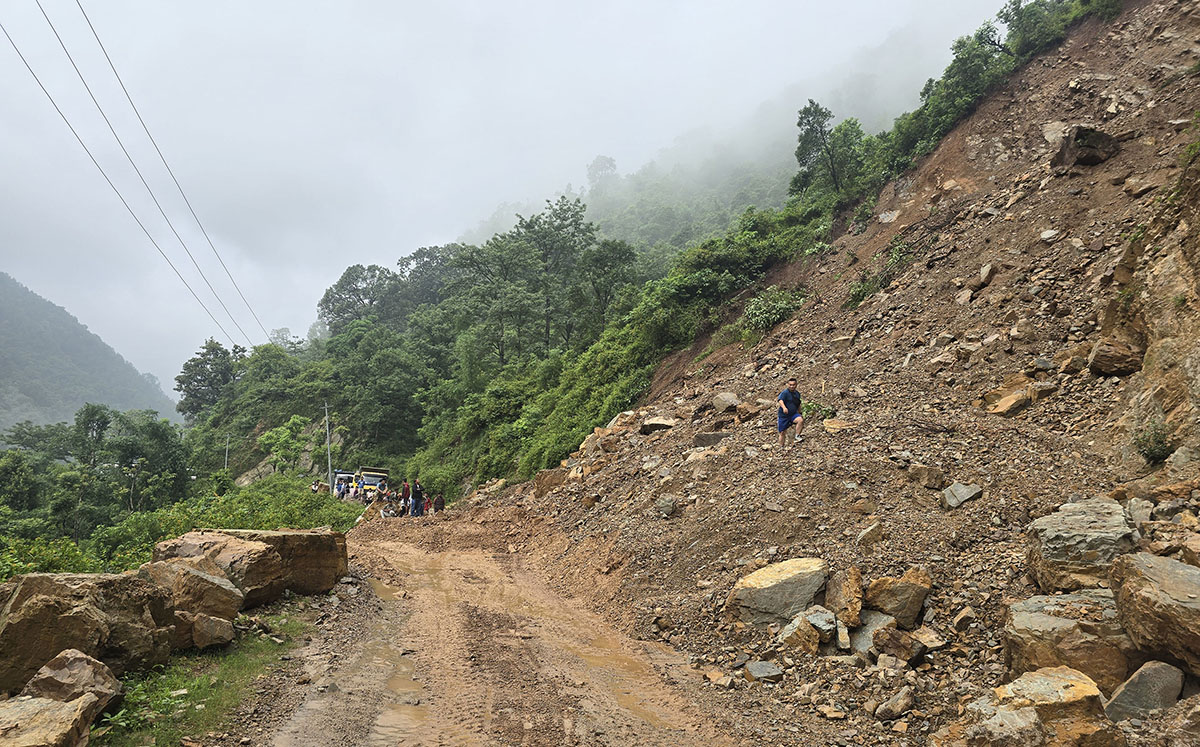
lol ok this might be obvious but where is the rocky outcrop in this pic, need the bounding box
[1110,553,1200,676]
[0,694,102,747]
[864,567,931,629]
[19,649,122,714]
[138,556,244,649]
[1004,590,1138,695]
[1087,337,1143,377]
[208,529,347,596]
[932,667,1126,746]
[1027,499,1136,591]
[0,572,173,694]
[725,558,828,625]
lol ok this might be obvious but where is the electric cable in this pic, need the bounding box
[0,19,236,346]
[74,0,271,339]
[34,0,255,347]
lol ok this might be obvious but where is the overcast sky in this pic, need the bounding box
[1,0,999,397]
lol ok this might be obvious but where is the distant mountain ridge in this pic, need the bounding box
[0,272,178,430]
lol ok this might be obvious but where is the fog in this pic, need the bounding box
[0,0,999,397]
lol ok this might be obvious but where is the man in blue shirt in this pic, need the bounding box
[777,377,805,450]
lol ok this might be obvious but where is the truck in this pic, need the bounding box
[357,466,390,495]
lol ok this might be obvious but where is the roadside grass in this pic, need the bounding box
[94,610,310,746]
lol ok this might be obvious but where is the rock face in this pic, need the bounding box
[19,649,122,713]
[1004,590,1138,695]
[1051,125,1119,167]
[0,694,102,747]
[825,567,862,627]
[1087,337,1143,376]
[1027,499,1135,592]
[933,667,1126,746]
[154,531,286,607]
[0,572,174,694]
[1110,553,1200,676]
[138,556,244,649]
[864,567,932,629]
[1103,661,1183,722]
[725,558,828,625]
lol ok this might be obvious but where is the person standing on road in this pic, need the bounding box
[777,377,805,451]
[411,479,424,517]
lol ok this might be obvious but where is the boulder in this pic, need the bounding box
[532,467,567,498]
[1110,553,1200,676]
[850,610,897,654]
[872,626,928,665]
[1051,126,1119,167]
[825,567,862,627]
[743,660,784,683]
[20,649,122,713]
[1027,499,1136,592]
[187,612,236,649]
[693,431,733,448]
[725,557,828,625]
[777,614,819,654]
[876,686,914,721]
[803,605,837,642]
[0,573,173,694]
[932,667,1126,746]
[1087,338,1143,377]
[907,464,947,489]
[208,529,348,596]
[1004,590,1138,695]
[942,482,982,509]
[138,557,243,648]
[154,531,286,607]
[713,392,740,412]
[639,416,677,435]
[864,567,932,629]
[0,694,102,747]
[1103,661,1183,722]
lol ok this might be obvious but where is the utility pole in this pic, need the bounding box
[224,434,230,471]
[324,401,333,492]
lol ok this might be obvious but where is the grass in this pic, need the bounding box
[94,609,310,746]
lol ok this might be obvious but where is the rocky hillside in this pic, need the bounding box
[412,1,1200,743]
[0,272,178,431]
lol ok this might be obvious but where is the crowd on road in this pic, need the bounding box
[331,474,445,518]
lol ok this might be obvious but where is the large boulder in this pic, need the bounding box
[153,530,286,607]
[185,612,236,649]
[932,667,1126,746]
[138,556,244,649]
[1051,125,1119,167]
[20,649,122,714]
[1004,590,1139,695]
[850,610,897,655]
[0,573,173,694]
[1087,338,1143,377]
[1027,499,1136,592]
[725,558,828,625]
[864,567,932,629]
[713,392,741,413]
[0,694,102,747]
[1110,553,1200,676]
[199,529,347,596]
[1103,661,1183,722]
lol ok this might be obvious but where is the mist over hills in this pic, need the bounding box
[0,272,178,431]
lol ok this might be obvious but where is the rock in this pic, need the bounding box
[693,432,733,448]
[1087,338,1143,377]
[532,467,567,498]
[743,660,784,683]
[865,567,932,629]
[980,263,998,287]
[1103,661,1183,721]
[1110,553,1200,676]
[912,626,947,651]
[1004,589,1138,695]
[713,392,741,413]
[777,615,820,655]
[154,531,286,607]
[1051,125,1119,167]
[826,566,863,628]
[835,620,851,651]
[1028,499,1136,592]
[138,557,243,649]
[850,610,897,654]
[725,558,829,625]
[955,288,974,305]
[876,686,914,721]
[873,627,928,665]
[208,529,348,596]
[933,667,1126,746]
[19,649,121,715]
[0,573,173,694]
[639,416,677,435]
[653,495,677,518]
[188,613,236,649]
[942,482,982,509]
[0,694,102,747]
[907,464,947,489]
[856,522,883,547]
[804,606,837,642]
[953,606,976,632]
[1040,229,1061,243]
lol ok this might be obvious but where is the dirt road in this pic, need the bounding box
[270,541,732,746]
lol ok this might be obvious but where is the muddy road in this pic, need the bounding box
[270,540,731,746]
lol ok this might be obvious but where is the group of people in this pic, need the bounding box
[333,474,444,517]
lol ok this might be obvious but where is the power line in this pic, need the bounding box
[0,18,236,346]
[74,0,271,340]
[34,0,255,347]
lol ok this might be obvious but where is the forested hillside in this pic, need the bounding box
[0,272,178,431]
[178,0,1125,497]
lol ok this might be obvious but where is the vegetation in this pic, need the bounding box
[1133,420,1176,464]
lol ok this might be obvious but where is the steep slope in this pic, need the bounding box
[355,0,1200,744]
[0,272,178,430]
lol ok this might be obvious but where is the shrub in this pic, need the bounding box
[1133,420,1175,464]
[741,286,806,332]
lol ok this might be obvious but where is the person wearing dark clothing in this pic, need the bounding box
[411,479,425,517]
[777,377,805,450]
[433,493,445,513]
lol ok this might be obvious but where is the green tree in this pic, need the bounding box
[257,415,309,473]
[0,450,40,511]
[790,100,841,195]
[317,264,400,334]
[72,403,112,468]
[174,339,244,420]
